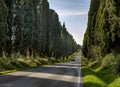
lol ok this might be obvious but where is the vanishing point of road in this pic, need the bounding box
[0,52,83,87]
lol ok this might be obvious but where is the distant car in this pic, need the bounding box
[71,59,75,61]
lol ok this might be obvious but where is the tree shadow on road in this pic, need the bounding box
[0,74,82,87]
[19,63,81,77]
[0,62,83,87]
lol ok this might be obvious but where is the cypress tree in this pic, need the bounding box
[83,0,120,59]
[0,0,78,59]
[0,0,8,57]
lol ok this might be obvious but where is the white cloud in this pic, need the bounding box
[56,10,88,17]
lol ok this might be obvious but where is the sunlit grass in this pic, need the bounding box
[0,70,17,75]
[82,65,120,87]
[0,52,78,74]
[108,78,120,87]
[84,75,106,87]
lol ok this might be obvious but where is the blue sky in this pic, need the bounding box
[48,0,90,45]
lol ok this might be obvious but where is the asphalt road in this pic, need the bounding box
[0,52,82,87]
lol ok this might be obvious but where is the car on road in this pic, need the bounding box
[71,59,75,61]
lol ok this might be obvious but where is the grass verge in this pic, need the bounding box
[0,52,78,75]
[82,57,120,87]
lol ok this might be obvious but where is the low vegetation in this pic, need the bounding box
[0,52,77,74]
[82,0,120,86]
[82,54,120,87]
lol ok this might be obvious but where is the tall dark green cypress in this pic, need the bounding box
[0,0,78,59]
[13,0,23,53]
[83,0,120,59]
[0,0,8,57]
[40,0,50,56]
[4,0,14,56]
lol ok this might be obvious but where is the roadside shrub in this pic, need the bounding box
[0,52,77,73]
[115,54,120,73]
[56,58,63,63]
[11,60,24,69]
[33,59,41,66]
[49,57,56,64]
[82,56,88,66]
[101,53,116,68]
[68,52,77,59]
[17,60,31,68]
[39,58,49,65]
[0,58,15,71]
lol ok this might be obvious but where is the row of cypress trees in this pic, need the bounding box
[82,0,120,59]
[0,0,78,58]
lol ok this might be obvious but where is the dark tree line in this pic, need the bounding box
[82,0,120,59]
[0,0,78,58]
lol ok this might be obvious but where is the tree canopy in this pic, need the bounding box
[0,0,79,58]
[82,0,120,59]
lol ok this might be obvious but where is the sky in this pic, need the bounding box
[48,0,90,45]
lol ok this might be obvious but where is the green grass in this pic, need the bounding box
[0,52,77,75]
[108,78,120,87]
[82,64,120,87]
[0,70,17,75]
[84,75,106,87]
[82,53,120,87]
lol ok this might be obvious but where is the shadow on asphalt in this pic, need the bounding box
[21,62,81,76]
[54,63,81,67]
[0,62,83,87]
[0,74,82,87]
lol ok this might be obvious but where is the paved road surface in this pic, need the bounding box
[0,52,82,87]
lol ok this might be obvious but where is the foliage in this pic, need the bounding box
[0,0,79,59]
[82,63,120,87]
[82,0,120,86]
[82,0,120,59]
[101,53,116,68]
[115,54,120,73]
[0,52,77,73]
